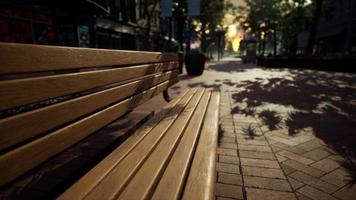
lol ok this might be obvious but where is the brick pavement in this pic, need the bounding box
[180,61,356,200]
[216,89,356,200]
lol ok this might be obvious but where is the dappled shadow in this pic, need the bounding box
[206,61,257,73]
[230,68,356,183]
[188,82,222,89]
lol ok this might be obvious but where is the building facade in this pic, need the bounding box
[0,0,161,51]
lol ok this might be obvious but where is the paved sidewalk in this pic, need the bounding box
[173,61,356,200]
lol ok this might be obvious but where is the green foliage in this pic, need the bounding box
[198,0,235,52]
[237,0,313,54]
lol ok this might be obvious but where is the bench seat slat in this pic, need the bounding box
[0,80,176,188]
[57,89,191,200]
[124,90,210,200]
[0,62,178,111]
[182,92,220,200]
[81,89,204,200]
[150,90,211,200]
[118,89,207,199]
[0,70,178,151]
[0,43,178,74]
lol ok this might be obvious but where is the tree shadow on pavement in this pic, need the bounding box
[206,61,255,73]
[230,69,356,184]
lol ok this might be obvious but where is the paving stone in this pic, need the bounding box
[218,148,238,156]
[259,125,270,133]
[288,177,304,190]
[238,144,272,152]
[271,145,283,152]
[242,166,286,179]
[239,151,276,161]
[245,187,297,200]
[328,155,345,162]
[268,130,291,139]
[240,158,280,169]
[237,139,269,146]
[276,154,288,162]
[320,168,349,187]
[283,160,324,177]
[296,192,313,200]
[217,163,240,174]
[302,148,331,161]
[266,138,278,144]
[297,185,337,200]
[269,136,298,146]
[221,133,236,138]
[289,135,314,145]
[221,121,234,126]
[310,158,340,173]
[271,142,307,154]
[289,171,338,194]
[241,136,266,141]
[219,142,238,149]
[218,172,243,186]
[277,150,314,165]
[219,155,240,164]
[296,140,324,152]
[220,137,236,143]
[280,163,296,175]
[216,183,244,199]
[244,176,292,192]
[217,197,236,200]
[221,124,235,129]
[333,184,356,200]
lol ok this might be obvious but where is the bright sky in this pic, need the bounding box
[224,0,245,51]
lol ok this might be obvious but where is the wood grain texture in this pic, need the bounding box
[182,91,220,200]
[58,89,193,200]
[0,81,174,188]
[0,62,178,111]
[149,90,210,200]
[82,89,204,200]
[0,42,178,74]
[118,89,206,200]
[0,70,179,151]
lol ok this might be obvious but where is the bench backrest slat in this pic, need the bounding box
[0,62,177,111]
[0,80,177,188]
[0,43,178,74]
[0,71,178,151]
[0,43,179,188]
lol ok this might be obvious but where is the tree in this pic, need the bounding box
[279,0,312,56]
[198,0,231,52]
[138,0,160,50]
[237,0,283,55]
[305,0,324,56]
[237,0,312,56]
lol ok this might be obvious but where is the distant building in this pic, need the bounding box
[0,0,161,51]
[315,0,356,55]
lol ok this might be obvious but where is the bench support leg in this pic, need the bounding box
[163,90,172,102]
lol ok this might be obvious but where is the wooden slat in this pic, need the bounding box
[0,70,179,151]
[82,89,205,200]
[0,80,176,188]
[0,42,178,74]
[118,89,206,200]
[0,62,178,111]
[182,91,220,200]
[151,90,211,200]
[58,89,193,200]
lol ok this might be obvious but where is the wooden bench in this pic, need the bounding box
[0,43,220,199]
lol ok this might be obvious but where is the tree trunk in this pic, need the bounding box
[305,0,324,56]
[273,29,277,56]
[144,1,158,50]
[344,0,355,55]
